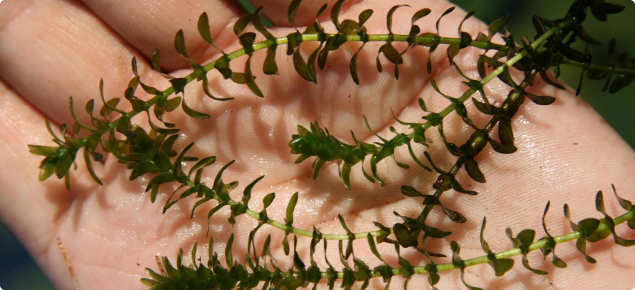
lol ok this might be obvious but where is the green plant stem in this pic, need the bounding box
[243,208,635,280]
[231,198,392,240]
[109,19,584,133]
[417,72,535,223]
[421,208,635,275]
[561,59,635,76]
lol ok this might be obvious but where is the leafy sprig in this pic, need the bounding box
[142,189,635,290]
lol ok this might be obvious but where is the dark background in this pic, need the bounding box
[1,0,633,288]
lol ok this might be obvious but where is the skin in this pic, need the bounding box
[0,0,634,289]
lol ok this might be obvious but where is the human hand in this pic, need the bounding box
[1,0,634,289]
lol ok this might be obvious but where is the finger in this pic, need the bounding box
[79,0,245,71]
[0,0,163,130]
[0,79,101,290]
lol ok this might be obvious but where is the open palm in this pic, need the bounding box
[1,0,635,289]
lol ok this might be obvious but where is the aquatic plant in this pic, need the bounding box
[25,0,635,289]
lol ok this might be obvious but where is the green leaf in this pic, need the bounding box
[28,145,59,157]
[71,122,80,135]
[480,217,492,253]
[243,175,264,205]
[252,8,274,40]
[612,185,634,212]
[197,12,215,45]
[287,0,302,29]
[380,43,403,64]
[165,97,181,113]
[201,76,233,102]
[579,217,600,238]
[306,43,322,83]
[167,78,186,97]
[38,157,57,181]
[139,278,158,287]
[150,50,167,77]
[450,177,478,195]
[145,268,168,282]
[230,203,246,218]
[447,44,460,64]
[130,56,139,77]
[526,94,555,105]
[406,143,431,172]
[214,55,233,79]
[465,159,486,183]
[491,258,514,276]
[233,13,253,36]
[85,99,95,117]
[457,11,475,49]
[282,233,290,256]
[286,192,298,226]
[200,200,223,219]
[263,192,275,209]
[340,162,352,190]
[177,187,197,200]
[293,49,314,82]
[130,161,161,180]
[261,234,272,259]
[146,172,177,193]
[225,234,234,267]
[386,5,410,35]
[411,8,431,24]
[99,98,121,119]
[158,135,177,158]
[477,56,488,80]
[418,98,428,112]
[182,95,210,119]
[401,185,423,197]
[188,156,216,179]
[286,32,302,55]
[245,57,264,98]
[498,119,514,145]
[367,233,387,264]
[330,0,345,32]
[488,18,507,41]
[361,159,375,183]
[263,45,279,75]
[576,237,596,263]
[54,150,74,179]
[609,75,634,93]
[358,9,373,26]
[172,142,194,178]
[393,224,417,247]
[239,32,256,56]
[472,98,492,115]
[350,51,360,85]
[489,138,517,154]
[437,6,456,34]
[174,30,187,58]
[398,257,414,279]
[312,158,325,179]
[369,154,385,185]
[150,186,160,204]
[442,206,466,223]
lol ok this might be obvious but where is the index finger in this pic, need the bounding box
[79,0,245,71]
